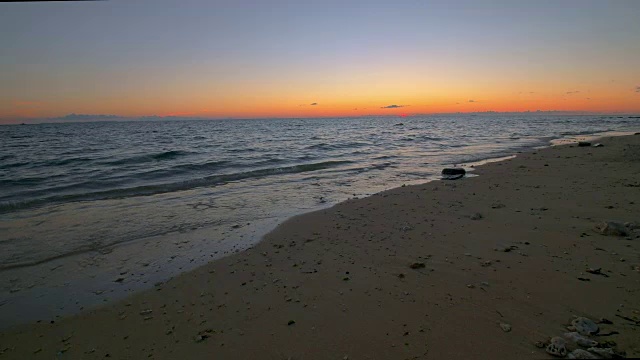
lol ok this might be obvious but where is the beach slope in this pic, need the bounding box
[1,135,639,359]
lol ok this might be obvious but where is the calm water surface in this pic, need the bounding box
[1,114,639,268]
[0,114,638,326]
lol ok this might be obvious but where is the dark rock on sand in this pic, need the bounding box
[571,317,599,336]
[578,141,592,147]
[546,336,568,357]
[594,221,629,237]
[567,349,599,359]
[625,222,639,230]
[563,332,598,347]
[587,347,617,358]
[442,168,465,175]
[586,268,609,277]
[441,168,465,180]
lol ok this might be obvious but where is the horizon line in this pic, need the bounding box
[3,110,640,125]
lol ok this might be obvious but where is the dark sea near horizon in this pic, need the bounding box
[0,114,638,327]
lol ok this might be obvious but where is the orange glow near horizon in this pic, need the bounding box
[3,74,639,122]
[3,86,640,122]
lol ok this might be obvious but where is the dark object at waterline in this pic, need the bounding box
[578,141,591,147]
[442,168,466,180]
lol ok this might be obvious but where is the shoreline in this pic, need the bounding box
[0,130,633,330]
[1,133,640,359]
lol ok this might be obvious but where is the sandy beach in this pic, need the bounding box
[1,134,639,359]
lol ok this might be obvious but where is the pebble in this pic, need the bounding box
[546,336,568,357]
[470,213,483,220]
[567,349,599,359]
[499,323,511,332]
[587,347,615,359]
[563,332,598,347]
[571,317,599,336]
[594,221,628,237]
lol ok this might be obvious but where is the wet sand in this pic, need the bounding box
[1,135,639,359]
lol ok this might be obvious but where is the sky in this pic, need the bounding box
[1,0,639,123]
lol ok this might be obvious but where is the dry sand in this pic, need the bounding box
[1,135,639,359]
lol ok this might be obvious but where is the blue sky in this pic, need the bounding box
[1,0,639,121]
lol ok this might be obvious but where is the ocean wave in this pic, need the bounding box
[226,147,257,153]
[48,157,94,166]
[0,161,31,169]
[132,160,231,180]
[0,160,351,213]
[373,155,398,160]
[172,160,230,172]
[103,150,194,166]
[306,141,370,150]
[0,175,51,186]
[560,129,610,136]
[414,135,444,141]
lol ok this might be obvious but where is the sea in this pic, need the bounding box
[0,114,638,328]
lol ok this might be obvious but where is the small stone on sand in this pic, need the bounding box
[587,347,616,358]
[567,349,599,359]
[571,317,599,336]
[594,221,628,236]
[563,332,598,347]
[546,336,568,357]
[470,213,483,220]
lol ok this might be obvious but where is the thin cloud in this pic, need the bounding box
[468,100,476,103]
[14,100,43,108]
[310,102,318,106]
[50,113,121,121]
[566,91,580,95]
[635,86,640,93]
[381,104,406,109]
